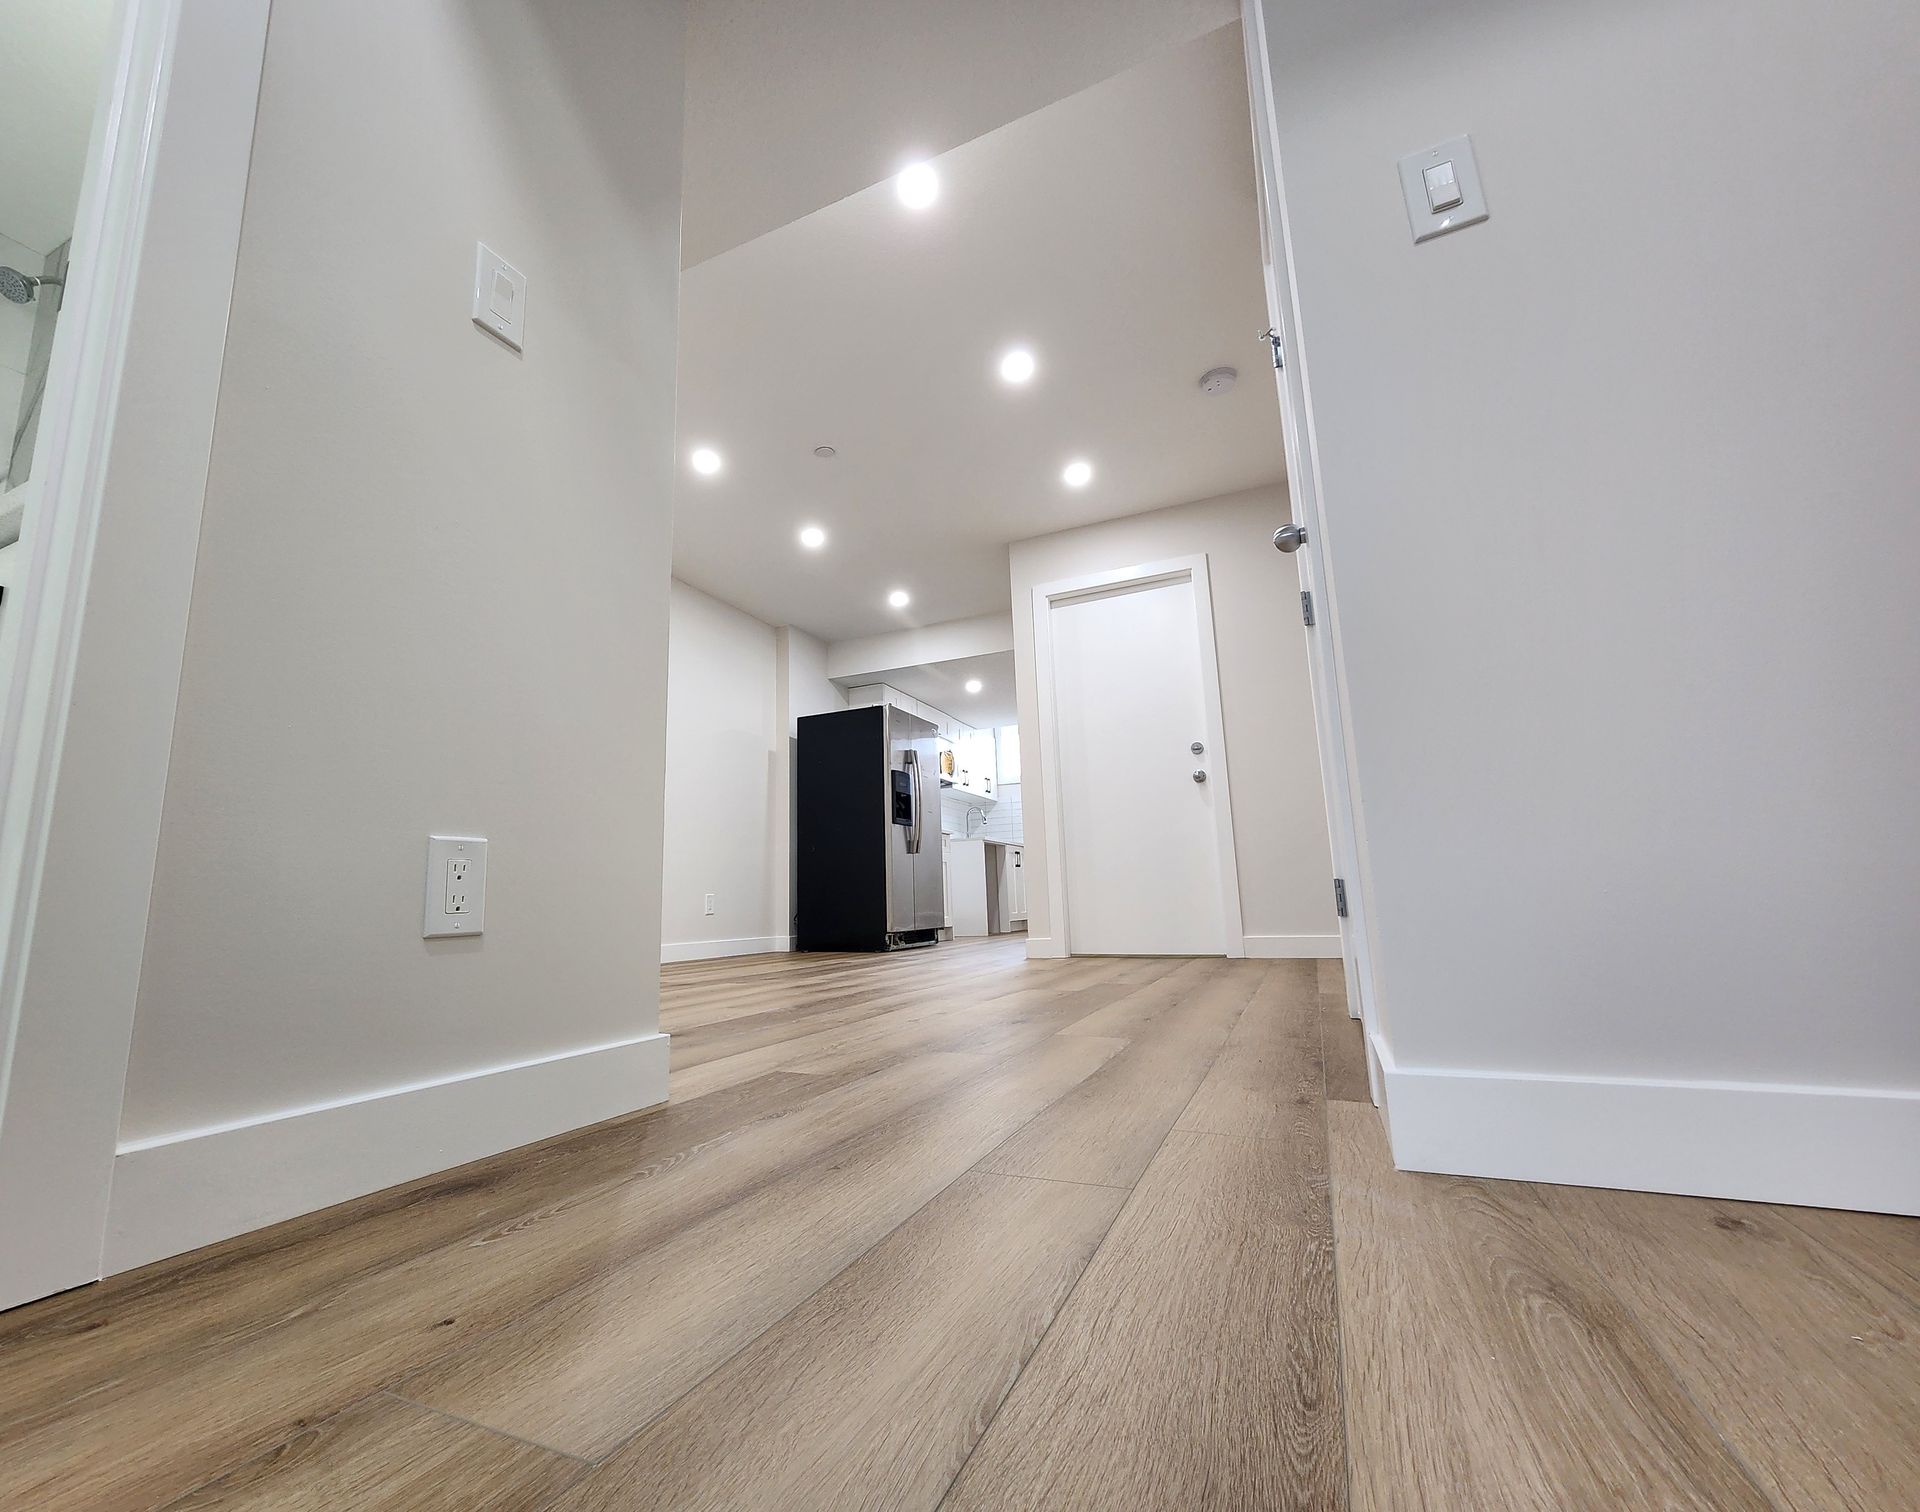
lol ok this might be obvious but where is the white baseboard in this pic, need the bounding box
[1374,1034,1920,1215]
[1241,933,1343,959]
[661,935,792,964]
[105,1031,670,1274]
[1025,935,1065,959]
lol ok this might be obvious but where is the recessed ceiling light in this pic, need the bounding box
[813,445,837,459]
[1062,458,1093,488]
[895,162,939,210]
[998,347,1036,385]
[965,678,983,694]
[689,446,722,476]
[798,525,827,549]
[887,588,911,608]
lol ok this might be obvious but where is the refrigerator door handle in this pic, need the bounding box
[903,748,924,854]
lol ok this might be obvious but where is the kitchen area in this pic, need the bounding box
[795,653,1025,951]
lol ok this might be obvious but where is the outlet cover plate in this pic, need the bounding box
[424,835,487,937]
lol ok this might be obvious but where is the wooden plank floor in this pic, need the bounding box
[0,939,1912,1510]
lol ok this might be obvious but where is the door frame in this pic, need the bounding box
[0,0,270,1310]
[1031,553,1245,959]
[1239,1,1383,1087]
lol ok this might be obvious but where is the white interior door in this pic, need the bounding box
[1050,577,1224,954]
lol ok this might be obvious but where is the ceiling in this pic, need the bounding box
[672,21,1286,645]
[844,651,1020,729]
[681,0,1236,268]
[0,0,116,255]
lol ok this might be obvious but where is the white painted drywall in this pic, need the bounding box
[1256,0,1920,1189]
[0,0,274,1307]
[826,614,1015,683]
[115,0,686,1165]
[662,580,779,954]
[0,0,117,255]
[681,0,1235,265]
[773,623,846,941]
[1010,484,1336,955]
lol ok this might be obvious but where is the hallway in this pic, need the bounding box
[0,941,1912,1508]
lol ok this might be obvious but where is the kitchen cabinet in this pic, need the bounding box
[998,844,1029,928]
[947,838,989,937]
[985,841,1027,934]
[941,834,953,929]
[946,727,996,801]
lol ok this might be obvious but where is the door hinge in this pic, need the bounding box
[1333,878,1349,918]
[1261,326,1284,370]
[1300,590,1315,627]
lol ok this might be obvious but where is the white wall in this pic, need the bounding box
[0,231,39,459]
[772,623,846,941]
[106,0,687,1267]
[825,614,1014,683]
[1258,0,1920,1209]
[661,580,779,958]
[977,782,1023,844]
[1011,484,1337,957]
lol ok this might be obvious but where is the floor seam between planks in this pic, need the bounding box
[991,1169,1137,1192]
[379,1389,598,1466]
[529,1056,1123,1484]
[931,989,1257,1509]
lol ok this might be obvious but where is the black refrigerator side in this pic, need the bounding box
[795,705,887,951]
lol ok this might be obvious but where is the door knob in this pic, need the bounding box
[1192,769,1208,783]
[1272,522,1307,553]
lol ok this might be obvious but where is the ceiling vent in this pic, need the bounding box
[1198,366,1237,396]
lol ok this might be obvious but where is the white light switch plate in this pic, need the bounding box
[1398,135,1489,243]
[471,243,525,350]
[424,835,487,937]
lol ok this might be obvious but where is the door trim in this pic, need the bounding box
[0,0,271,1310]
[1030,554,1245,960]
[1239,2,1383,1091]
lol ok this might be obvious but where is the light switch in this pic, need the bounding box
[1398,135,1489,243]
[1423,161,1463,213]
[472,243,526,351]
[488,268,517,321]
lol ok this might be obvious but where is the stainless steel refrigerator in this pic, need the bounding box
[795,704,945,950]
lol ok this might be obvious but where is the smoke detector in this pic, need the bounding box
[1198,366,1237,396]
[813,445,837,459]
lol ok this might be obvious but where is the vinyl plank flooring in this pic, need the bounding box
[158,1395,585,1511]
[1775,1202,1920,1305]
[0,1052,1009,1510]
[942,1127,1343,1511]
[1326,1104,1772,1511]
[1052,955,1219,1038]
[551,1171,1126,1511]
[12,937,1904,1512]
[394,1034,1126,1459]
[973,960,1255,1187]
[0,1067,848,1436]
[1317,957,1371,1104]
[1174,962,1321,1141]
[1542,1183,1920,1509]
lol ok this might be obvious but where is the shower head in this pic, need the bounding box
[0,267,61,305]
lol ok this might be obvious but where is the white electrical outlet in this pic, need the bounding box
[425,835,488,937]
[703,893,716,916]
